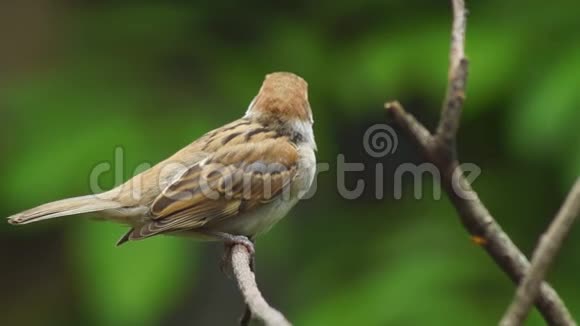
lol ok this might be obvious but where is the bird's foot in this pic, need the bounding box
[206,232,255,275]
[223,234,255,256]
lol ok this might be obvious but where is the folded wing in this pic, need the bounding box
[120,137,299,243]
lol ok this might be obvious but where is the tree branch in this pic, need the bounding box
[500,179,580,326]
[436,0,468,150]
[384,1,576,325]
[231,245,291,326]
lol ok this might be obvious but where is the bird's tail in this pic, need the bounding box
[7,194,122,225]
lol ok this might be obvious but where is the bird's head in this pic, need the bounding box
[246,72,312,125]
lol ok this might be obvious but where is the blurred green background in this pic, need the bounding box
[1,0,579,325]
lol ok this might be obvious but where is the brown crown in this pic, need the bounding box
[251,72,311,122]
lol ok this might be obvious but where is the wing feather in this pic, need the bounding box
[128,136,299,241]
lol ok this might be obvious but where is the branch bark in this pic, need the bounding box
[500,179,580,326]
[231,245,291,326]
[385,1,576,325]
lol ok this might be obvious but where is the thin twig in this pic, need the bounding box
[385,101,432,149]
[384,0,576,324]
[231,245,291,326]
[240,254,256,326]
[500,179,580,326]
[449,0,466,70]
[436,0,468,151]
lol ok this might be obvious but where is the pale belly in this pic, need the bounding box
[212,197,300,237]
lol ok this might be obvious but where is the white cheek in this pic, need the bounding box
[291,119,317,151]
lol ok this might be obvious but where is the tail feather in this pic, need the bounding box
[7,195,122,225]
[115,228,134,246]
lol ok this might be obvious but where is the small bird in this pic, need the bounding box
[7,72,317,253]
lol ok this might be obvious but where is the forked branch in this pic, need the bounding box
[384,1,576,325]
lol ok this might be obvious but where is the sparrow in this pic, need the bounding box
[7,72,317,252]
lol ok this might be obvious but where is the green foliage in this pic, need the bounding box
[70,221,193,326]
[1,0,579,325]
[509,45,580,183]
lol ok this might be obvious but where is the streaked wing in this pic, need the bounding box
[126,130,299,241]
